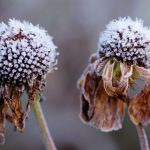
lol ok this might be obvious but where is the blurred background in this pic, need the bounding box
[0,0,150,150]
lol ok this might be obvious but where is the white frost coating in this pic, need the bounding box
[0,19,58,85]
[98,17,150,66]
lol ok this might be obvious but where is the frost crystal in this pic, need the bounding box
[98,17,150,67]
[0,19,58,85]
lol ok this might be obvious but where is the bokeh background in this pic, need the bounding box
[0,0,150,150]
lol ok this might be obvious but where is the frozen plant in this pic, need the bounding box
[0,19,58,149]
[78,17,150,150]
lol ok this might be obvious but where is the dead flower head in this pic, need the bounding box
[77,17,150,132]
[0,19,58,142]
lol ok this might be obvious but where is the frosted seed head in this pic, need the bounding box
[0,19,58,85]
[98,17,150,67]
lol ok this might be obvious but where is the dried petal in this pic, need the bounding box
[102,61,116,96]
[135,66,150,81]
[116,63,133,96]
[83,72,100,103]
[80,78,125,132]
[129,83,150,126]
[26,79,42,116]
[102,61,133,99]
[0,103,7,144]
[78,56,102,102]
[80,94,94,122]
[93,57,108,76]
[5,86,25,132]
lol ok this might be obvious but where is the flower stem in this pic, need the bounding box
[136,125,149,150]
[32,94,57,150]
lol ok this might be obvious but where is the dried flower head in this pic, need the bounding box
[0,19,58,142]
[98,17,150,67]
[78,17,150,132]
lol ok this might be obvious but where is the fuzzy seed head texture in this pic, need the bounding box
[98,17,150,67]
[0,19,58,85]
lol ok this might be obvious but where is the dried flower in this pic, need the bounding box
[0,19,58,141]
[78,17,150,132]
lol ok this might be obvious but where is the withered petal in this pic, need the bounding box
[6,87,25,132]
[80,94,94,122]
[102,61,117,96]
[77,64,92,90]
[89,53,98,63]
[129,83,150,126]
[78,59,101,103]
[102,61,133,99]
[120,63,133,79]
[116,63,133,96]
[94,58,108,76]
[77,54,107,90]
[80,78,126,132]
[83,72,101,103]
[26,81,40,116]
[0,103,7,144]
[135,66,150,81]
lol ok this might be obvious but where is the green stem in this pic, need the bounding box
[33,94,57,150]
[136,125,149,150]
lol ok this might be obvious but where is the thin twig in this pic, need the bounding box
[33,94,57,150]
[136,125,149,150]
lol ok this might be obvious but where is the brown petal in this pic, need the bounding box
[83,72,101,103]
[135,66,150,81]
[77,65,91,90]
[77,54,107,90]
[129,83,150,126]
[0,103,7,144]
[94,58,108,76]
[6,86,25,132]
[80,78,125,132]
[89,53,98,63]
[77,58,102,103]
[102,61,117,96]
[80,94,94,122]
[102,61,133,99]
[116,63,133,96]
[26,81,40,116]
